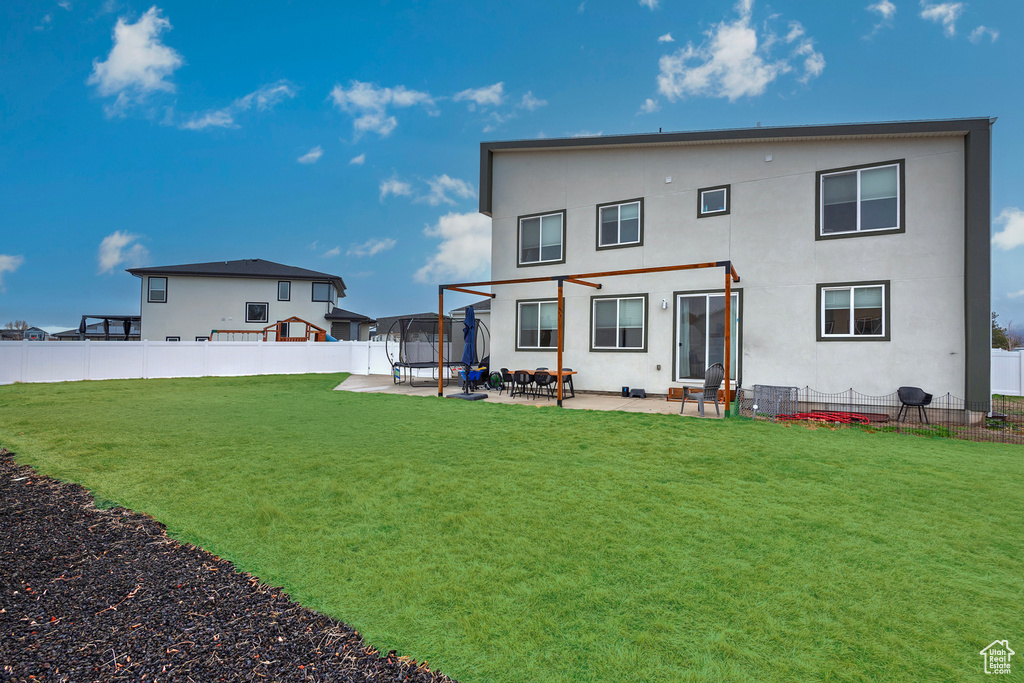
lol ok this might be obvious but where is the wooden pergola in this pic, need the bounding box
[439,260,741,412]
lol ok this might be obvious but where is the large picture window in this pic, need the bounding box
[518,210,565,266]
[818,160,903,238]
[676,291,739,381]
[597,199,642,249]
[517,300,558,350]
[818,282,889,340]
[592,295,646,351]
[148,277,167,303]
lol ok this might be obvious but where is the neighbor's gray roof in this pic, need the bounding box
[324,307,376,323]
[478,117,995,216]
[127,259,346,296]
[451,298,492,314]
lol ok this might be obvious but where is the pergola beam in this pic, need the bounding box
[446,286,496,298]
[563,278,601,289]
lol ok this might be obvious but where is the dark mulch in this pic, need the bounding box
[0,449,458,683]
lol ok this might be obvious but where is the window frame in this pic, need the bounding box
[517,209,567,268]
[195,336,209,342]
[816,159,905,240]
[165,336,180,342]
[311,281,334,303]
[147,277,167,303]
[697,184,731,218]
[589,294,648,353]
[245,302,269,324]
[672,288,742,384]
[595,198,644,250]
[515,298,560,351]
[816,280,890,341]
[278,281,291,301]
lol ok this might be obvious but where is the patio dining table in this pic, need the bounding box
[514,369,577,399]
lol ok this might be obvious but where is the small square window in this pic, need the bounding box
[246,302,269,323]
[518,210,565,266]
[278,281,291,301]
[517,300,558,350]
[698,185,730,217]
[597,199,643,249]
[148,277,167,303]
[312,282,334,302]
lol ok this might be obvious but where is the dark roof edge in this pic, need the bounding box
[478,117,994,216]
[127,266,346,294]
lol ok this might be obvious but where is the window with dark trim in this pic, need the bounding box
[278,281,291,301]
[817,281,890,340]
[591,295,647,351]
[698,185,730,218]
[246,302,269,323]
[817,160,904,238]
[165,336,180,342]
[312,282,334,303]
[596,199,643,249]
[518,210,566,266]
[195,336,209,342]
[674,290,740,382]
[516,300,558,350]
[148,277,167,303]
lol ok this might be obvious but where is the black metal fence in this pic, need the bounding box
[735,386,1024,445]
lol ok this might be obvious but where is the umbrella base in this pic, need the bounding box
[446,393,487,401]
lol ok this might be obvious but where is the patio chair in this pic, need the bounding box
[896,386,933,424]
[681,363,725,417]
[498,368,514,396]
[533,370,556,400]
[511,370,533,399]
[560,368,575,398]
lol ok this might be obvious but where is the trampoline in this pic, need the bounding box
[385,315,490,387]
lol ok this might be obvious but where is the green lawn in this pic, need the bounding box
[1,374,1021,682]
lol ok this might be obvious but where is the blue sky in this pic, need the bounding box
[2,0,1022,332]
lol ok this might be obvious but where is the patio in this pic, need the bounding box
[335,374,723,417]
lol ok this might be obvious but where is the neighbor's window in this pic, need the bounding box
[592,296,646,350]
[278,281,291,301]
[148,277,167,303]
[165,336,180,342]
[820,283,888,339]
[519,211,565,266]
[819,161,902,237]
[246,302,269,323]
[518,301,558,349]
[676,292,739,381]
[312,282,334,303]
[597,199,642,248]
[698,185,730,217]
[195,336,209,342]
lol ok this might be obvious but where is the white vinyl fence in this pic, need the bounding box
[992,349,1024,397]
[0,340,393,385]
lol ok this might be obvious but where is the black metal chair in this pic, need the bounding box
[511,370,533,399]
[681,363,725,417]
[897,386,933,424]
[533,370,556,400]
[560,368,575,398]
[498,368,513,396]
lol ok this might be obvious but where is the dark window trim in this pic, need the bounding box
[147,276,167,303]
[589,293,648,353]
[165,336,180,342]
[195,336,209,342]
[245,301,269,324]
[311,281,333,302]
[815,159,905,240]
[697,184,731,218]
[278,281,291,301]
[595,197,644,251]
[515,297,560,352]
[671,288,743,386]
[816,280,891,341]
[516,209,567,268]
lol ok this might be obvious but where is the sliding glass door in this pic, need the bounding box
[676,292,739,381]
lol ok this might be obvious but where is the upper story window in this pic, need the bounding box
[312,282,335,303]
[818,281,889,340]
[818,160,904,238]
[517,300,558,350]
[597,199,642,249]
[698,185,730,218]
[278,281,291,301]
[518,210,565,267]
[147,277,167,303]
[592,295,646,351]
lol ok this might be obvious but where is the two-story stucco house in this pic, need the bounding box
[127,259,359,341]
[479,118,992,405]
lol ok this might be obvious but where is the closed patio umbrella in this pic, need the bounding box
[461,306,476,393]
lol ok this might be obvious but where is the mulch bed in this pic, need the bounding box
[0,449,458,683]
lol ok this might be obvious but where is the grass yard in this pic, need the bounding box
[1,374,1021,682]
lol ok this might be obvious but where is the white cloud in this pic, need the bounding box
[969,25,999,43]
[869,0,896,20]
[58,0,72,9]
[1008,289,1024,300]
[992,207,1024,251]
[87,6,184,116]
[297,146,323,164]
[0,254,25,291]
[656,0,823,102]
[518,91,547,111]
[639,98,660,114]
[920,2,964,37]
[97,231,148,274]
[658,33,674,43]
[639,0,659,9]
[578,1,586,12]
[350,153,366,165]
[414,212,492,284]
[347,238,397,258]
[321,246,341,258]
[180,80,296,130]
[572,130,603,137]
[454,82,505,109]
[420,175,476,206]
[329,81,436,139]
[379,176,413,202]
[34,14,53,31]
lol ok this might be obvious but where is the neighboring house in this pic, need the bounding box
[51,317,141,341]
[127,259,346,342]
[23,327,48,341]
[479,118,991,402]
[0,329,24,341]
[450,298,491,331]
[324,307,376,341]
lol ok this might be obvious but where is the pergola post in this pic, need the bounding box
[724,262,732,416]
[437,287,444,397]
[556,278,564,407]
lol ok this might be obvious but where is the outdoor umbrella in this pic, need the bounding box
[461,306,476,393]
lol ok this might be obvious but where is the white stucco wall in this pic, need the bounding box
[489,135,968,397]
[138,276,337,341]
